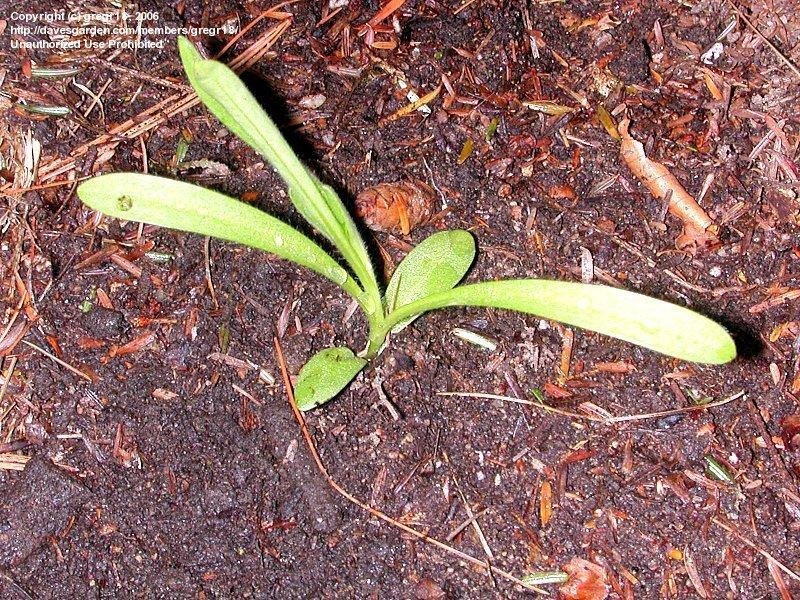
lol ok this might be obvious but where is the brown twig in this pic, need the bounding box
[442,450,495,561]
[0,356,17,406]
[745,395,797,491]
[272,337,546,595]
[712,516,800,583]
[203,236,219,309]
[438,390,744,424]
[618,119,719,252]
[726,1,800,80]
[21,340,93,382]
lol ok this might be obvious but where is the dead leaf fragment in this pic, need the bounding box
[152,388,178,401]
[781,414,800,449]
[683,546,709,598]
[414,577,446,599]
[0,319,29,356]
[108,332,155,358]
[539,480,553,526]
[298,94,326,109]
[356,180,435,235]
[385,85,441,122]
[619,119,719,253]
[559,557,610,600]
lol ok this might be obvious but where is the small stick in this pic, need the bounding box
[273,338,546,595]
[214,0,298,56]
[444,450,495,561]
[618,119,719,250]
[446,507,490,541]
[712,516,800,582]
[422,157,448,209]
[21,340,93,382]
[204,236,219,309]
[0,356,18,405]
[438,390,744,424]
[726,1,800,80]
[745,395,797,491]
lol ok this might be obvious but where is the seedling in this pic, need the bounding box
[77,37,736,410]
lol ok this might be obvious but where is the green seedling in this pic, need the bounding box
[77,37,737,410]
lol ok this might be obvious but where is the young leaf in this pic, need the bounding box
[381,280,736,364]
[309,182,382,308]
[177,37,380,308]
[177,37,315,202]
[294,347,367,410]
[77,173,363,299]
[385,230,475,331]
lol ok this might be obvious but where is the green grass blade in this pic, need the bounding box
[77,173,362,298]
[385,230,475,331]
[177,37,380,307]
[294,347,367,410]
[381,280,736,364]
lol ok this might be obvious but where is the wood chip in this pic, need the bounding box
[619,119,719,253]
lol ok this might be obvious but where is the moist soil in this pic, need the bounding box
[1,0,799,598]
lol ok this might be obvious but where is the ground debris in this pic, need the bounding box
[0,456,89,568]
[618,119,719,253]
[355,180,435,235]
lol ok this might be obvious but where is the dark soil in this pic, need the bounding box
[2,0,799,597]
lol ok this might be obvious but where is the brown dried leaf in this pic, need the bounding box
[355,181,435,235]
[594,361,636,374]
[0,319,29,356]
[559,557,610,600]
[414,577,446,599]
[544,381,572,399]
[152,388,178,401]
[621,438,634,475]
[385,85,441,122]
[549,184,578,201]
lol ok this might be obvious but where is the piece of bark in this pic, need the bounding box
[619,119,719,253]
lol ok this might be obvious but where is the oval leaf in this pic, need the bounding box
[382,280,736,364]
[295,347,367,411]
[77,173,363,298]
[385,230,475,332]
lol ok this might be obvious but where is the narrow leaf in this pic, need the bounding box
[177,37,379,303]
[294,347,367,410]
[177,37,316,202]
[77,173,361,298]
[385,230,475,331]
[383,280,736,364]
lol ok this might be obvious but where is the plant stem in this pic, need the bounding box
[364,311,393,358]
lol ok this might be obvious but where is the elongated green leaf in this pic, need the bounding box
[385,230,475,331]
[177,37,316,202]
[294,347,367,410]
[177,37,380,307]
[382,280,736,364]
[77,173,362,298]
